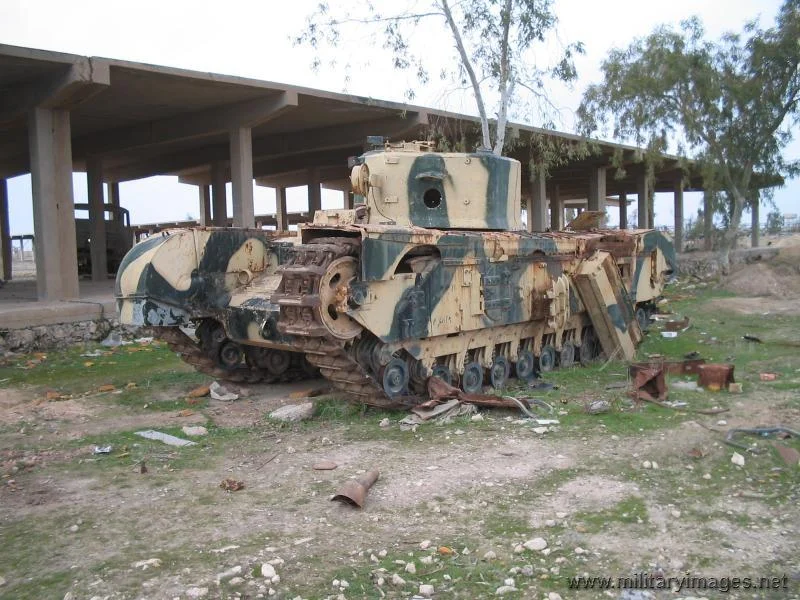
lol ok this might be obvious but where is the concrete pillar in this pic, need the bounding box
[587,167,607,213]
[87,157,107,281]
[619,192,628,230]
[230,127,254,228]
[636,173,649,229]
[528,164,547,233]
[29,107,79,301]
[211,162,227,227]
[0,180,11,281]
[673,180,684,252]
[277,186,288,232]
[107,181,120,220]
[751,190,760,248]
[549,183,563,231]
[703,191,713,251]
[198,185,211,226]
[308,168,321,216]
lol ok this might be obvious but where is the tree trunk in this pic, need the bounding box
[719,189,745,274]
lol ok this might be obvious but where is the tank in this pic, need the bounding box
[115,140,676,406]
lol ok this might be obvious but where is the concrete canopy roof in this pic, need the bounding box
[0,43,700,202]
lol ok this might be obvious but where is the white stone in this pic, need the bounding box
[379,418,390,428]
[377,577,385,586]
[270,575,280,584]
[717,420,727,426]
[504,578,515,586]
[574,547,585,555]
[642,460,652,469]
[261,563,276,579]
[419,539,432,550]
[339,580,349,588]
[391,574,406,586]
[495,585,518,595]
[545,519,557,527]
[405,562,417,574]
[186,588,209,599]
[132,558,162,570]
[533,426,548,434]
[471,414,484,422]
[69,524,79,533]
[483,550,497,560]
[378,549,387,558]
[548,593,563,600]
[267,557,284,566]
[181,425,208,437]
[651,461,659,469]
[331,579,339,588]
[269,402,315,422]
[229,577,244,585]
[555,511,568,519]
[702,473,712,480]
[420,555,433,565]
[523,538,548,551]
[216,565,242,584]
[0,576,5,587]
[671,509,682,518]
[513,544,524,553]
[419,583,435,597]
[731,452,745,466]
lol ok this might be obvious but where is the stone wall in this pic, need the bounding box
[0,319,139,355]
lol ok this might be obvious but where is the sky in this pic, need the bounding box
[1,0,797,238]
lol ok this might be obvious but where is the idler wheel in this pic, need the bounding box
[538,345,556,372]
[318,256,362,340]
[431,364,453,386]
[559,342,576,368]
[461,362,484,394]
[382,358,409,398]
[218,341,244,369]
[515,350,536,381]
[490,356,510,389]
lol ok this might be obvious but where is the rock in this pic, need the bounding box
[419,583,435,597]
[717,419,728,426]
[216,565,242,584]
[523,538,548,551]
[495,585,517,595]
[651,461,659,469]
[63,593,74,600]
[503,578,515,586]
[182,425,208,437]
[339,580,349,588]
[671,509,682,518]
[269,402,315,422]
[731,452,745,467]
[555,511,568,519]
[532,426,548,434]
[391,574,406,586]
[419,539,432,550]
[312,460,338,470]
[544,519,557,527]
[420,555,433,565]
[702,473,712,480]
[379,418,391,428]
[548,593,563,600]
[574,547,585,555]
[513,544,524,553]
[483,550,497,560]
[586,399,611,414]
[132,558,162,570]
[642,460,652,469]
[405,562,416,574]
[267,557,285,566]
[471,414,484,422]
[261,564,276,579]
[210,382,239,401]
[68,524,79,533]
[229,577,244,585]
[186,588,209,599]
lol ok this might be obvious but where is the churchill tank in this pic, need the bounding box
[116,140,675,406]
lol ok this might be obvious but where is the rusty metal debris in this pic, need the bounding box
[220,478,245,492]
[759,372,778,381]
[663,317,691,333]
[773,444,800,467]
[724,426,800,454]
[697,363,735,391]
[331,470,380,508]
[629,362,668,401]
[663,358,706,375]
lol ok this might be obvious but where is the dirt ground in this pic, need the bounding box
[1,284,799,599]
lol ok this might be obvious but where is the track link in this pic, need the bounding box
[156,327,315,386]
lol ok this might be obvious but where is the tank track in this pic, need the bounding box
[272,238,407,409]
[155,327,315,385]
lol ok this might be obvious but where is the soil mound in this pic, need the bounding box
[721,246,800,298]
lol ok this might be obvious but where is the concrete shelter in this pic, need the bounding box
[1,44,709,305]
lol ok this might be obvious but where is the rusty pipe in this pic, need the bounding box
[331,470,380,508]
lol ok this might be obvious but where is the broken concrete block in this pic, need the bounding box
[270,402,315,422]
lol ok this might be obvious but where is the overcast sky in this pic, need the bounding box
[1,0,797,236]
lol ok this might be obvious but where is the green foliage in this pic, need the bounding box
[295,0,583,154]
[578,0,800,258]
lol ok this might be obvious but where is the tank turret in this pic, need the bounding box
[348,140,521,230]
